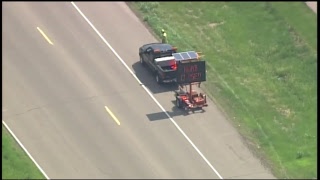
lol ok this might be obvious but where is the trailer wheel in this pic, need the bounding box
[176,98,181,108]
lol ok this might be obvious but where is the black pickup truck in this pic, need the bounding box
[139,43,178,84]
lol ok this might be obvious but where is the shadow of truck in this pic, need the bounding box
[132,60,178,94]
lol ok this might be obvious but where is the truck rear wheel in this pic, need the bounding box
[140,56,145,65]
[156,74,162,84]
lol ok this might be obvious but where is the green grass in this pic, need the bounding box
[2,126,45,179]
[128,2,317,179]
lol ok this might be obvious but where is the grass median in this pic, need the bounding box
[2,125,45,179]
[128,2,317,179]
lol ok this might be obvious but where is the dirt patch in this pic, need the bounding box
[208,21,225,28]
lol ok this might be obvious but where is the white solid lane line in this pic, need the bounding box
[2,121,50,180]
[70,2,223,179]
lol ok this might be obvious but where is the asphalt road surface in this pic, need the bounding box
[306,1,317,14]
[3,2,275,179]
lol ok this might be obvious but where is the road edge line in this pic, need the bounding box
[2,121,50,180]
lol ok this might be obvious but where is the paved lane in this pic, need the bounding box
[3,2,220,179]
[306,1,317,14]
[73,2,276,179]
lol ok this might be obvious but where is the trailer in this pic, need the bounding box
[175,82,208,111]
[173,51,208,112]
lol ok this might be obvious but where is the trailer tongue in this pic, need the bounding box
[173,51,208,112]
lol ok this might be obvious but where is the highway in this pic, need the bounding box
[3,2,275,179]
